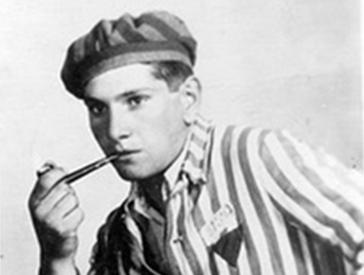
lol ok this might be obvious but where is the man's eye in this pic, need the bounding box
[127,95,148,108]
[87,104,106,116]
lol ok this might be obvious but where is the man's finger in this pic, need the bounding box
[50,191,79,220]
[34,165,67,197]
[63,207,85,232]
[35,182,74,211]
[36,161,56,177]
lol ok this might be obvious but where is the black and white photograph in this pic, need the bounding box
[1,1,363,274]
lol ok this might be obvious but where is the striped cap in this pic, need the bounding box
[61,11,197,98]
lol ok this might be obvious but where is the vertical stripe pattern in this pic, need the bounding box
[88,120,364,275]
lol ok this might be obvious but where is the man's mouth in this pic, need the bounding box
[113,150,141,161]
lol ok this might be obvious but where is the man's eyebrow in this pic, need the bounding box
[83,87,153,103]
[114,88,154,100]
[83,97,102,105]
[117,90,141,98]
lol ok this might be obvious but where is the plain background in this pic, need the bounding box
[1,0,362,274]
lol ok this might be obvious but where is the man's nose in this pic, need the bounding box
[107,108,132,141]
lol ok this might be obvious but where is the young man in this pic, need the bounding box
[28,11,364,275]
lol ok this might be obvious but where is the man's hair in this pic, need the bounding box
[148,61,194,92]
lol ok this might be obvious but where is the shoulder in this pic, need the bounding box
[212,121,306,147]
[211,122,281,152]
[210,122,310,171]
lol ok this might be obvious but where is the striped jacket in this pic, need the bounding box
[88,116,364,275]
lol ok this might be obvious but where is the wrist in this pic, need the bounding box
[40,254,78,275]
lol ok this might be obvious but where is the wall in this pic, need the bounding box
[0,0,362,274]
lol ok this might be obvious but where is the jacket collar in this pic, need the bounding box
[180,114,214,186]
[124,115,214,215]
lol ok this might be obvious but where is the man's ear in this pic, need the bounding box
[179,76,202,125]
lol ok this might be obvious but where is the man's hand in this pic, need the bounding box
[28,162,84,274]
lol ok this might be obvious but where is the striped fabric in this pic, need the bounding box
[61,11,197,98]
[88,117,364,275]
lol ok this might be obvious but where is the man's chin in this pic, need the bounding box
[114,167,150,181]
[113,165,164,181]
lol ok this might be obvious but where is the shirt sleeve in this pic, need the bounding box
[257,129,364,269]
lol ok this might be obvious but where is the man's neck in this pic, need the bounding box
[137,132,190,214]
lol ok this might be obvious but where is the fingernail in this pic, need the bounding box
[36,162,55,177]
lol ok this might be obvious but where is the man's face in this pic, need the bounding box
[83,64,190,180]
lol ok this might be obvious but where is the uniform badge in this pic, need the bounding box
[200,203,243,266]
[200,203,238,246]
